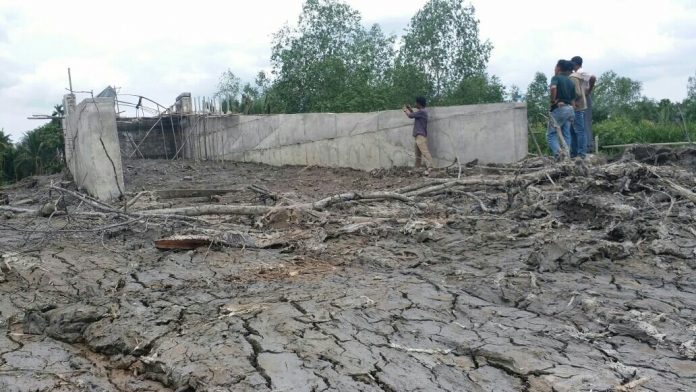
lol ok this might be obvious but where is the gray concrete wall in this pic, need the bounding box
[118,117,183,160]
[181,103,528,170]
[63,96,125,200]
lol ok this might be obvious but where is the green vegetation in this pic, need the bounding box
[219,0,504,115]
[0,106,64,185]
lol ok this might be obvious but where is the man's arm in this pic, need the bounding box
[549,76,559,107]
[572,78,583,108]
[588,75,597,95]
[403,105,414,118]
[407,109,426,119]
[550,86,558,107]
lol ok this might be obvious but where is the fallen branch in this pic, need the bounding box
[614,377,649,392]
[248,184,277,202]
[50,185,126,216]
[122,191,148,210]
[0,218,141,234]
[0,206,111,219]
[153,189,238,200]
[155,229,318,250]
[462,192,491,213]
[311,191,413,209]
[662,178,696,206]
[141,191,415,217]
[141,204,273,217]
[0,206,37,215]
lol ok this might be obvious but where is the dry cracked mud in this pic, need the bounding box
[1,147,696,391]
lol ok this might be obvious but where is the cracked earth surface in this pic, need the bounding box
[1,150,696,391]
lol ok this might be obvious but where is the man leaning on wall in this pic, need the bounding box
[403,96,433,176]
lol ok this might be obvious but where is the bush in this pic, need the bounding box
[594,118,695,147]
[527,121,550,155]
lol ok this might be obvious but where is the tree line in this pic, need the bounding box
[215,0,504,115]
[0,105,64,185]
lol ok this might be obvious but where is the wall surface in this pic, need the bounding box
[63,96,125,200]
[118,117,183,159]
[181,103,528,170]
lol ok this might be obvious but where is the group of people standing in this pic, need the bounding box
[402,56,597,173]
[547,56,597,160]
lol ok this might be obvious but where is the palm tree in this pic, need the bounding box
[0,129,12,184]
[14,122,64,179]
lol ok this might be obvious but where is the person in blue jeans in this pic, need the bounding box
[571,56,597,152]
[547,60,576,160]
[569,67,587,158]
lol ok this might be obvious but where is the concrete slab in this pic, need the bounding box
[277,115,305,147]
[335,112,380,138]
[303,113,337,141]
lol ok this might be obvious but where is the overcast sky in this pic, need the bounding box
[1,0,695,142]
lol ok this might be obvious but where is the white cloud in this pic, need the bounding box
[473,0,696,96]
[1,0,695,142]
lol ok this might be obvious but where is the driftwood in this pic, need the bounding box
[614,377,649,392]
[401,167,565,198]
[49,185,126,216]
[141,191,416,217]
[662,178,696,205]
[248,184,277,201]
[142,204,273,217]
[0,206,111,219]
[155,229,318,250]
[0,206,37,214]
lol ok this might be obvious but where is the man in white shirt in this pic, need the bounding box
[571,56,596,151]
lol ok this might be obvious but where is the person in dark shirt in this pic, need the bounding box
[547,60,576,160]
[403,96,433,175]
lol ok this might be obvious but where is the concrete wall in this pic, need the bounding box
[63,96,125,200]
[182,103,528,170]
[118,117,183,159]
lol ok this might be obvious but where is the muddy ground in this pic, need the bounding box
[1,147,696,391]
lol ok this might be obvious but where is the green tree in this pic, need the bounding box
[270,0,395,113]
[398,0,492,101]
[13,122,64,179]
[592,70,642,121]
[52,104,65,121]
[525,72,549,126]
[215,69,242,113]
[443,73,505,105]
[0,129,13,184]
[386,62,432,109]
[508,85,523,103]
[687,70,696,100]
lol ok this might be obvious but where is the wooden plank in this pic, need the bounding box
[154,236,212,250]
